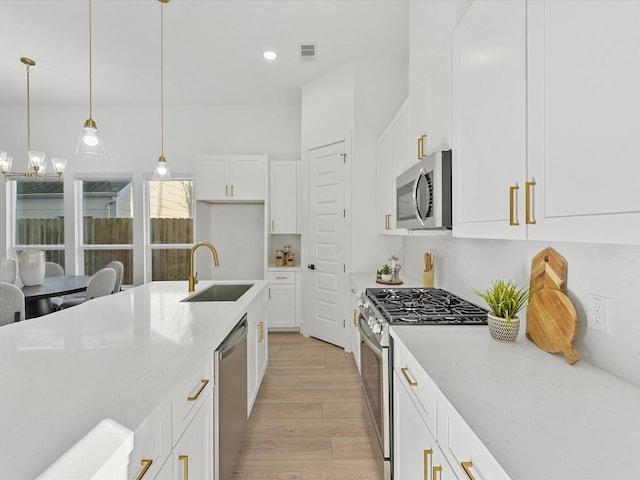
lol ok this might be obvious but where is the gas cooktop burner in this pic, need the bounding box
[365,287,488,325]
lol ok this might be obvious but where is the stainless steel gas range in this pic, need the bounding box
[357,287,488,480]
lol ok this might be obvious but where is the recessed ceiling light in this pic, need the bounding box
[263,50,278,61]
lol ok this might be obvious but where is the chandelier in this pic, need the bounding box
[0,57,67,182]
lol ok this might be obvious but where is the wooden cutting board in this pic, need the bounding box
[529,247,568,295]
[526,247,580,365]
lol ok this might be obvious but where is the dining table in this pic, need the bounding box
[20,275,92,319]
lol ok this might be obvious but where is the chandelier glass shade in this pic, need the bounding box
[152,0,172,181]
[76,0,106,158]
[1,57,67,182]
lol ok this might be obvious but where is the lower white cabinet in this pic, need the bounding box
[248,303,268,414]
[393,338,509,480]
[267,270,299,329]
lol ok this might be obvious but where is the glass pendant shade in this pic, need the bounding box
[51,158,68,175]
[28,151,46,173]
[75,119,106,157]
[0,151,11,173]
[152,156,172,180]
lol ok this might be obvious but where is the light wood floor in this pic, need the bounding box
[232,332,381,480]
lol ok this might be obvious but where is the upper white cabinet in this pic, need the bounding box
[452,0,528,240]
[269,161,298,234]
[196,155,266,202]
[526,1,640,244]
[377,108,409,235]
[407,83,428,167]
[453,0,640,244]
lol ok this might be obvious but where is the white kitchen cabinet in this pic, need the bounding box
[377,108,408,235]
[349,287,360,372]
[128,404,172,480]
[407,80,428,166]
[525,0,640,244]
[196,155,266,202]
[170,389,213,480]
[248,302,268,414]
[425,43,452,155]
[267,270,298,329]
[394,369,457,480]
[270,161,298,234]
[452,0,528,240]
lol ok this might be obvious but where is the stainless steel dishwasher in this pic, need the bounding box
[214,314,248,480]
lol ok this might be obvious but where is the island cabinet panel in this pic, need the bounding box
[128,403,172,480]
[247,284,269,415]
[196,155,266,202]
[172,357,213,446]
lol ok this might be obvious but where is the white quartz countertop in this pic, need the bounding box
[391,326,640,480]
[0,280,267,479]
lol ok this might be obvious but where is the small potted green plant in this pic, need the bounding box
[380,264,392,282]
[474,279,528,342]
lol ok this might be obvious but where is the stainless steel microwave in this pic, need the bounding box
[396,149,452,230]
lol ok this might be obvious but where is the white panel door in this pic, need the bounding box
[308,141,345,348]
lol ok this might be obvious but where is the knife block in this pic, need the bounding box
[422,268,434,288]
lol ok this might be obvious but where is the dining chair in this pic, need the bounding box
[45,261,65,311]
[59,268,117,309]
[0,282,25,326]
[105,261,124,293]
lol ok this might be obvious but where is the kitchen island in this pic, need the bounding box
[391,325,640,479]
[0,280,267,479]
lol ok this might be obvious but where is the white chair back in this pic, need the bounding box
[0,283,25,326]
[104,261,124,293]
[45,262,64,277]
[85,268,117,301]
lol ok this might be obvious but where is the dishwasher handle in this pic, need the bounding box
[217,315,248,360]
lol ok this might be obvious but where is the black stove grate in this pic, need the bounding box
[366,287,488,325]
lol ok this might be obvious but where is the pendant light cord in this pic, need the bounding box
[88,0,93,120]
[160,1,165,158]
[26,62,31,151]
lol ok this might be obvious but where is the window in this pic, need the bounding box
[14,179,65,268]
[147,180,194,281]
[79,179,133,285]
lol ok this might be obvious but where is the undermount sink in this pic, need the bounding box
[181,283,253,302]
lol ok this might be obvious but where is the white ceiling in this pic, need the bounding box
[0,0,409,107]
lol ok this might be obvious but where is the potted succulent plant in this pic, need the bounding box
[474,280,528,342]
[380,264,393,282]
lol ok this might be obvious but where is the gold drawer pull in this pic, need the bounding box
[187,379,209,401]
[433,465,442,480]
[462,461,476,480]
[509,184,520,226]
[525,180,536,225]
[401,367,418,387]
[179,455,189,480]
[353,309,357,327]
[258,321,264,342]
[275,276,287,279]
[135,459,153,480]
[423,449,433,480]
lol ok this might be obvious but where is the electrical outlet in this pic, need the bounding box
[588,294,610,333]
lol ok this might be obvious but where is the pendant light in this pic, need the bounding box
[152,0,172,180]
[75,0,106,158]
[0,57,67,181]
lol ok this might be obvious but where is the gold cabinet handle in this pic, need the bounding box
[423,449,433,480]
[258,321,264,342]
[401,367,418,387]
[135,459,153,480]
[509,184,520,226]
[461,461,476,480]
[225,185,229,197]
[385,214,391,230]
[271,220,275,231]
[420,134,427,158]
[230,185,234,196]
[353,309,357,327]
[525,180,536,225]
[268,287,271,299]
[187,379,209,402]
[418,136,423,159]
[433,465,443,480]
[179,455,189,480]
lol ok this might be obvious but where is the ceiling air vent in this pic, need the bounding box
[299,43,317,62]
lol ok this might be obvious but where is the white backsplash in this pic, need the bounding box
[403,234,640,387]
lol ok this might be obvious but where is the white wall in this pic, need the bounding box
[0,103,300,283]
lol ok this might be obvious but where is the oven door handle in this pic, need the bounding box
[358,316,383,358]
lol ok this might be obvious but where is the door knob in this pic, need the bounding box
[307,264,316,270]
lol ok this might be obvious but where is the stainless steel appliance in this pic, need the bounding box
[214,315,248,480]
[396,149,452,230]
[357,287,488,479]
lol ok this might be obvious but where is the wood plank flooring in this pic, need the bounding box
[233,332,381,480]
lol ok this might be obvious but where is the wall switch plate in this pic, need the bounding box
[587,294,610,334]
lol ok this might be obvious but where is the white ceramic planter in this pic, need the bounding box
[0,258,16,284]
[487,312,520,342]
[19,250,45,286]
[381,274,393,282]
